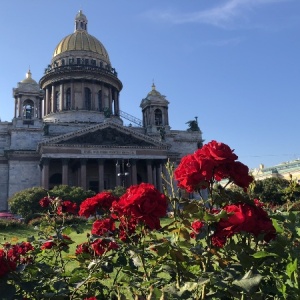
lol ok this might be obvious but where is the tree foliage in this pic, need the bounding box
[8,185,95,222]
[8,187,48,222]
[50,185,95,205]
[251,177,297,205]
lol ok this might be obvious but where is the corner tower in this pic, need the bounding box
[13,70,44,126]
[39,10,123,124]
[140,84,170,134]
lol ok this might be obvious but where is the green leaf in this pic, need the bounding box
[252,251,278,258]
[233,270,262,293]
[271,218,284,234]
[286,258,298,280]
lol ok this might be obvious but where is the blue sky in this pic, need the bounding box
[1,0,299,170]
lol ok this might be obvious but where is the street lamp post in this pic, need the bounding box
[116,160,131,187]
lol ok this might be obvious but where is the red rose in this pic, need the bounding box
[41,241,56,250]
[114,183,168,230]
[212,202,276,248]
[201,140,238,162]
[91,218,115,236]
[190,220,204,239]
[79,192,119,218]
[174,154,209,192]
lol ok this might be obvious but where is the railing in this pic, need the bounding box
[119,110,143,127]
[44,64,118,77]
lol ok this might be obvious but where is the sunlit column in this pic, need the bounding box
[41,158,50,190]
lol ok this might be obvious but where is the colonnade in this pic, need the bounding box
[40,157,164,192]
[43,81,120,116]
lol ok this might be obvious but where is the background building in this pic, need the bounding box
[0,11,202,210]
[252,161,300,182]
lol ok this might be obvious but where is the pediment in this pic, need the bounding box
[39,121,168,149]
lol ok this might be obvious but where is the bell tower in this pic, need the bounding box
[13,70,44,125]
[140,84,170,134]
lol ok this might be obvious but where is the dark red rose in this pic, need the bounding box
[0,249,17,277]
[75,242,90,256]
[57,200,78,215]
[229,161,253,191]
[115,183,168,230]
[91,218,115,236]
[39,196,53,208]
[91,239,118,256]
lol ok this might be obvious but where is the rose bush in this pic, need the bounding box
[0,140,299,299]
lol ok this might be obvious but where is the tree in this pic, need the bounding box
[9,185,95,222]
[9,187,48,222]
[251,177,291,205]
[50,185,95,205]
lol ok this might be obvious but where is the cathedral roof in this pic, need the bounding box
[52,10,110,64]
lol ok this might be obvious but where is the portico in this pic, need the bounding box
[40,156,165,192]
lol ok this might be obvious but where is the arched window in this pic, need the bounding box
[98,90,102,111]
[66,88,71,110]
[85,87,91,110]
[23,99,34,119]
[154,109,162,125]
[61,59,65,66]
[55,91,60,112]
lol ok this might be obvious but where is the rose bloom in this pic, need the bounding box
[114,183,168,230]
[190,220,204,239]
[212,202,276,247]
[200,140,238,163]
[41,241,56,250]
[75,242,90,256]
[91,218,115,236]
[79,192,119,218]
[39,196,53,208]
[91,239,119,256]
[229,161,253,191]
[0,250,17,277]
[57,200,78,215]
[174,154,210,192]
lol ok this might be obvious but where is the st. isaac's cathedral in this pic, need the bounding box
[0,11,202,210]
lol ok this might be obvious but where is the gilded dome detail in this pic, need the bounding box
[52,10,110,64]
[21,69,38,84]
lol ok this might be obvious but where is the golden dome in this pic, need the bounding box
[52,10,110,64]
[21,69,38,84]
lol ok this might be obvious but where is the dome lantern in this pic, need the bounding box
[75,10,87,32]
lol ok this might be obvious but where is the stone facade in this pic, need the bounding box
[0,11,203,211]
